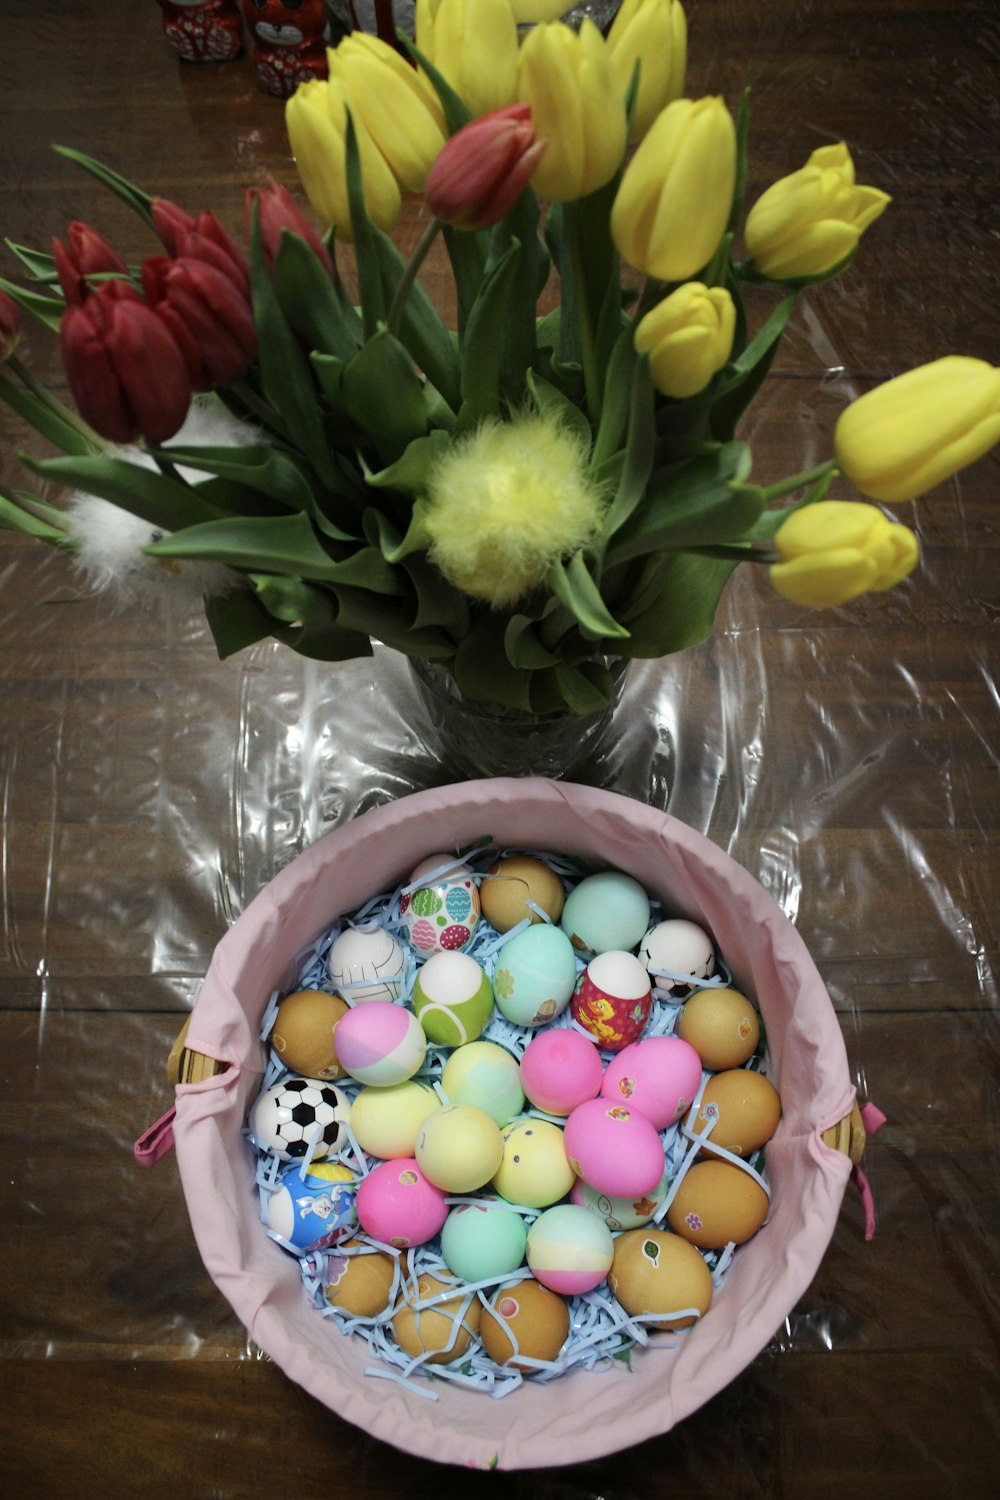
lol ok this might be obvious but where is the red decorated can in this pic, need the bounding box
[156,0,244,61]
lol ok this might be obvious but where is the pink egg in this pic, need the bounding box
[563,1097,665,1198]
[570,950,652,1053]
[333,1000,426,1087]
[355,1158,447,1249]
[520,1029,605,1116]
[600,1035,704,1129]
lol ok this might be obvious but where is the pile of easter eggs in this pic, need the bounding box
[248,850,782,1380]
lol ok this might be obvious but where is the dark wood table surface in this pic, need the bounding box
[1,1,998,1495]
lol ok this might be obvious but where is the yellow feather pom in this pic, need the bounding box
[423,414,605,609]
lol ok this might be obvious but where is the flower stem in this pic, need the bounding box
[387,216,443,339]
[564,200,602,423]
[752,460,837,504]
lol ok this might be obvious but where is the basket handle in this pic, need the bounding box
[820,1100,867,1165]
[167,1015,229,1087]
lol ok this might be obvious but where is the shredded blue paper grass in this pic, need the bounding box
[248,844,772,1398]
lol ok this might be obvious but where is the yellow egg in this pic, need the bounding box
[270,989,350,1080]
[480,855,566,933]
[676,987,760,1070]
[491,1118,576,1209]
[667,1160,770,1249]
[608,1229,713,1331]
[685,1069,782,1157]
[480,1280,570,1371]
[325,1239,396,1318]
[392,1273,482,1364]
[415,1104,504,1193]
[350,1080,440,1159]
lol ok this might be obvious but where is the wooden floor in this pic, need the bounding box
[1,1,998,1495]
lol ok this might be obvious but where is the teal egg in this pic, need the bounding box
[560,872,651,955]
[491,924,578,1028]
[440,1202,527,1283]
[441,1041,525,1126]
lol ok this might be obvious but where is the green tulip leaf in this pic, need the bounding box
[457,238,522,427]
[708,291,797,441]
[273,231,362,363]
[487,186,549,397]
[341,327,429,464]
[442,225,489,342]
[504,612,562,671]
[310,352,345,408]
[371,226,462,409]
[400,553,470,636]
[590,326,640,471]
[249,574,374,661]
[329,582,455,658]
[597,354,657,550]
[4,240,61,285]
[363,429,453,497]
[343,112,386,339]
[453,613,536,711]
[0,368,102,456]
[146,510,342,579]
[0,277,66,334]
[23,451,222,534]
[397,37,472,137]
[606,442,759,564]
[52,146,155,231]
[248,203,338,489]
[205,586,286,659]
[727,88,751,236]
[613,551,741,658]
[0,488,73,546]
[547,551,631,641]
[382,497,435,563]
[525,372,593,451]
[553,659,618,714]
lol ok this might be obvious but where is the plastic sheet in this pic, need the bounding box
[1,0,999,1492]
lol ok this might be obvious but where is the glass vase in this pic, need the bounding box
[408,657,629,781]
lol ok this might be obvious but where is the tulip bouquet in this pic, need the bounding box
[2,0,999,723]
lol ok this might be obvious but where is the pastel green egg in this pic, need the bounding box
[560,871,651,955]
[491,924,578,1028]
[440,1202,528,1283]
[441,1041,525,1126]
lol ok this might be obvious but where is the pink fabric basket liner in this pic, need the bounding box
[173,778,853,1471]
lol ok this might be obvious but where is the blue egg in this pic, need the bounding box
[560,872,651,955]
[492,924,578,1027]
[266,1163,357,1252]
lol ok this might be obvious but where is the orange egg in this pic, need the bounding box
[480,1279,570,1371]
[667,1160,769,1249]
[325,1239,396,1318]
[608,1229,713,1331]
[685,1069,782,1157]
[270,988,350,1080]
[480,855,566,933]
[676,987,760,1070]
[392,1273,482,1365]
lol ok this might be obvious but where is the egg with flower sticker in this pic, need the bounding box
[609,1229,714,1331]
[667,1159,770,1248]
[400,854,480,955]
[480,1280,570,1372]
[492,923,578,1027]
[677,986,761,1070]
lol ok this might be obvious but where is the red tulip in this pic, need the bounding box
[52,222,129,305]
[151,197,250,297]
[424,104,547,232]
[0,287,21,360]
[59,279,192,444]
[141,255,256,389]
[246,177,333,275]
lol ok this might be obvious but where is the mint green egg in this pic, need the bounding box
[440,1202,527,1283]
[560,871,651,955]
[492,924,578,1028]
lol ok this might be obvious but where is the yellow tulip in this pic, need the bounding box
[635,281,735,399]
[611,96,736,281]
[508,0,567,18]
[327,34,446,194]
[607,0,687,142]
[517,20,629,202]
[415,0,519,119]
[770,501,919,607]
[286,78,401,242]
[835,356,1000,503]
[745,142,890,280]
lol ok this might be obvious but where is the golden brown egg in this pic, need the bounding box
[480,1279,570,1371]
[676,987,760,1070]
[324,1239,395,1318]
[480,855,566,933]
[392,1273,482,1364]
[608,1229,713,1331]
[685,1069,782,1157]
[667,1160,769,1249]
[270,988,350,1080]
